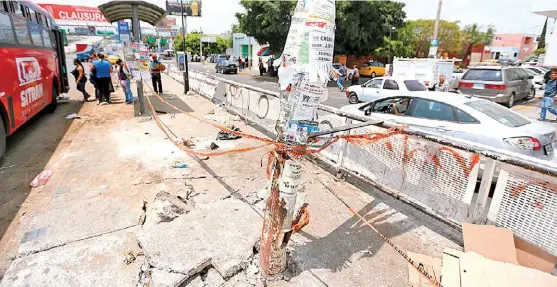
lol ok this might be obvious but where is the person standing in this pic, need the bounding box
[337,63,347,91]
[93,54,113,105]
[434,75,451,92]
[540,68,557,121]
[72,59,91,101]
[117,59,134,104]
[89,52,100,101]
[239,57,244,71]
[258,57,265,76]
[245,56,249,69]
[349,64,360,86]
[150,54,163,94]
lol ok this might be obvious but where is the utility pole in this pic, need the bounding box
[259,0,334,277]
[180,0,189,92]
[429,0,442,58]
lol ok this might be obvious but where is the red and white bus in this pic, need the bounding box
[0,0,69,160]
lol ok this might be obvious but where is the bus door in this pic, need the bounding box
[52,29,69,93]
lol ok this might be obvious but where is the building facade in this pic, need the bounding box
[486,33,536,61]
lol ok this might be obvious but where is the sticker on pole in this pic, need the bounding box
[285,120,318,145]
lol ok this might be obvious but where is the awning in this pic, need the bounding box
[98,1,167,25]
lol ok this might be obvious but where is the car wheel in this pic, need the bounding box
[0,115,5,164]
[526,87,536,100]
[371,72,376,78]
[506,93,515,108]
[44,82,58,113]
[348,92,359,104]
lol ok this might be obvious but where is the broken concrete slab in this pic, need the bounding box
[204,268,225,286]
[137,199,262,279]
[17,196,145,257]
[151,269,187,287]
[146,190,194,225]
[0,230,140,287]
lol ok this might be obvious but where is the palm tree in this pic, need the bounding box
[461,24,495,62]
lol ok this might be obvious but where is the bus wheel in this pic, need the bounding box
[0,115,6,164]
[44,82,58,113]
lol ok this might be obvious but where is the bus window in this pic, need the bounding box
[29,22,43,47]
[33,11,41,25]
[42,29,52,47]
[0,12,15,44]
[1,1,9,13]
[61,29,68,46]
[13,3,24,18]
[11,15,31,45]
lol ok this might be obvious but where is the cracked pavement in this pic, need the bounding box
[0,74,463,286]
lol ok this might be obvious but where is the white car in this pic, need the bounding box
[524,67,547,90]
[345,76,428,104]
[340,91,557,161]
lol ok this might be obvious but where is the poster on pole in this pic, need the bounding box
[118,21,130,43]
[166,0,202,16]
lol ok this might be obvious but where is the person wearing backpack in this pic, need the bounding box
[349,64,360,86]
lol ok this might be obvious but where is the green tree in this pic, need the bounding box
[400,19,462,58]
[234,0,406,56]
[335,0,406,56]
[537,18,548,49]
[174,33,228,55]
[534,47,546,55]
[375,36,413,62]
[461,24,494,61]
[235,0,296,52]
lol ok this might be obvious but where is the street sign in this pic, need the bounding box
[428,46,438,58]
[201,36,216,43]
[118,21,130,43]
[430,39,439,47]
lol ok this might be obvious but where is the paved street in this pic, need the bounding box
[177,62,554,127]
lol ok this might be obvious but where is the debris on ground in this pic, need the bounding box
[139,117,153,123]
[418,223,557,286]
[203,115,229,124]
[209,142,219,150]
[65,113,80,119]
[172,162,188,168]
[29,170,53,187]
[123,249,144,265]
[217,126,242,140]
[181,138,196,148]
[146,191,194,225]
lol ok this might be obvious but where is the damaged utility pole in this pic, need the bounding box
[260,0,336,277]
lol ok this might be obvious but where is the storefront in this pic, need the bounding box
[232,33,260,68]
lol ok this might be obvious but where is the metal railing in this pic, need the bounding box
[165,64,557,258]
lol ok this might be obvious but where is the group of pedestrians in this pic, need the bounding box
[71,52,145,105]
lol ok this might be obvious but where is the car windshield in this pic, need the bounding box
[524,69,537,76]
[403,80,428,91]
[465,100,530,127]
[462,69,503,82]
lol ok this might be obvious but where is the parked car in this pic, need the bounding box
[458,66,536,107]
[524,69,545,90]
[525,66,549,75]
[215,60,238,74]
[107,54,120,65]
[345,77,428,104]
[358,61,385,78]
[340,92,556,161]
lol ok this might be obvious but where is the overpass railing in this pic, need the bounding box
[165,64,557,258]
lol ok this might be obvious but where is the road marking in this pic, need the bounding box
[513,105,535,111]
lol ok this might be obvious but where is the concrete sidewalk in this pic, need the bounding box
[0,74,462,286]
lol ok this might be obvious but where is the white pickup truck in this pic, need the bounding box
[390,57,464,91]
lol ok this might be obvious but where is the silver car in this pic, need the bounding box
[340,91,556,161]
[458,66,536,107]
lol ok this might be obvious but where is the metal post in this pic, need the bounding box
[432,0,443,41]
[260,0,334,277]
[137,79,145,115]
[389,29,392,64]
[132,4,140,41]
[181,0,190,93]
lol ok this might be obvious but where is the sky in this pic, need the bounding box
[39,0,555,36]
